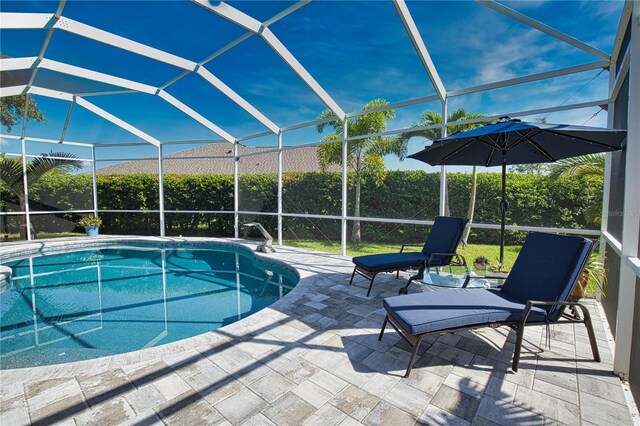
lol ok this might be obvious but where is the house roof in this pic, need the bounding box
[96,143,340,175]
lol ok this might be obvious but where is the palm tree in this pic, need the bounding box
[549,153,605,226]
[549,153,605,182]
[316,99,406,243]
[398,109,488,244]
[1,152,83,237]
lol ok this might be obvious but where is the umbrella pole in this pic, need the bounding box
[500,150,507,266]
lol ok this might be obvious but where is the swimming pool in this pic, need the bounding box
[0,243,298,369]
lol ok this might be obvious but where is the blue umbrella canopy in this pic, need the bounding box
[408,118,626,166]
[408,118,626,264]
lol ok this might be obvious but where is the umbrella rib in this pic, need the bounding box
[485,134,501,167]
[436,137,483,165]
[525,137,556,161]
[544,129,624,150]
[511,129,556,162]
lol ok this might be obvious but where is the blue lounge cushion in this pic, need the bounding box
[353,252,430,272]
[500,233,591,320]
[421,216,467,263]
[351,216,466,275]
[383,288,548,335]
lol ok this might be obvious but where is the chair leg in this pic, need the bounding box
[577,304,601,362]
[379,315,388,341]
[399,265,425,295]
[349,268,357,286]
[404,335,424,378]
[366,274,377,297]
[512,302,534,372]
[512,324,525,372]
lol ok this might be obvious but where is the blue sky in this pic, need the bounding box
[0,0,625,171]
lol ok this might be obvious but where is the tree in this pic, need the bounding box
[316,99,405,243]
[1,152,83,237]
[398,109,487,244]
[509,163,550,175]
[549,153,605,226]
[549,153,605,182]
[0,53,47,132]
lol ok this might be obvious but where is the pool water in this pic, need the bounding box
[0,244,298,369]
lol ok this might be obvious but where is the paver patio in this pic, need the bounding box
[0,240,637,425]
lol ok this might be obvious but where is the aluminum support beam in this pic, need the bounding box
[611,50,630,103]
[477,1,610,61]
[0,134,93,147]
[2,57,237,141]
[393,0,447,103]
[54,16,197,70]
[233,141,239,238]
[598,61,617,300]
[27,1,65,89]
[448,61,609,98]
[157,90,235,142]
[2,12,277,133]
[277,132,283,246]
[0,13,56,29]
[91,146,99,217]
[194,0,346,120]
[439,101,447,217]
[196,67,279,133]
[20,96,32,240]
[611,2,634,64]
[0,57,39,71]
[0,86,28,97]
[26,86,73,102]
[59,99,75,143]
[341,121,348,257]
[158,145,166,237]
[613,1,640,379]
[74,97,161,147]
[41,59,157,94]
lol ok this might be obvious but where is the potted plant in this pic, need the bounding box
[78,215,102,237]
[571,252,606,301]
[473,256,490,271]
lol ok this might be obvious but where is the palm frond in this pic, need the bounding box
[315,109,342,134]
[0,155,25,196]
[366,136,408,160]
[26,152,84,183]
[549,154,605,181]
[316,137,343,170]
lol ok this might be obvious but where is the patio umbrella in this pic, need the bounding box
[408,117,626,264]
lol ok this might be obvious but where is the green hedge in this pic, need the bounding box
[0,171,601,243]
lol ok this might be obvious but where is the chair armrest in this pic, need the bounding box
[399,244,423,253]
[518,300,590,327]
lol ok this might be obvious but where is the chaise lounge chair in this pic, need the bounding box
[379,232,600,377]
[349,216,467,297]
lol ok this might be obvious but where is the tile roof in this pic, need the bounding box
[96,143,340,175]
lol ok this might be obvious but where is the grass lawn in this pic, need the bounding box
[2,232,85,242]
[284,240,521,272]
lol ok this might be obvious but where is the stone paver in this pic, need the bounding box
[1,240,637,426]
[249,371,295,405]
[431,384,481,422]
[214,388,267,424]
[362,400,416,426]
[330,385,380,421]
[262,393,315,426]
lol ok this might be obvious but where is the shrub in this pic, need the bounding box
[0,171,601,242]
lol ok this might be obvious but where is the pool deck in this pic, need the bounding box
[1,238,638,425]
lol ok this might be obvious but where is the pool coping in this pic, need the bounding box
[0,236,349,382]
